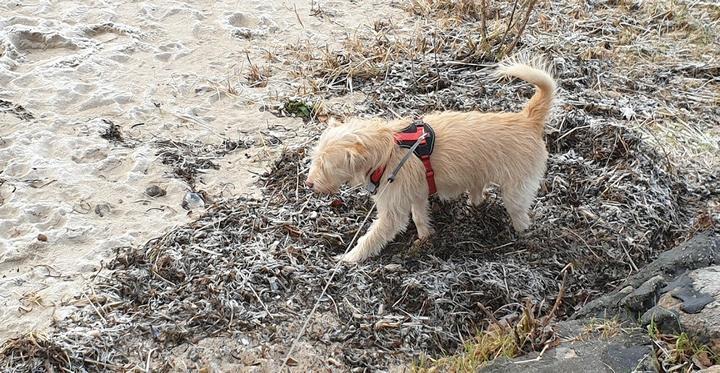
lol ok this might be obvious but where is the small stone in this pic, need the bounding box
[37,234,48,242]
[145,185,167,197]
[95,203,111,217]
[640,305,681,334]
[620,275,664,311]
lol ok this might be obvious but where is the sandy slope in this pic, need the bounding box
[0,0,401,343]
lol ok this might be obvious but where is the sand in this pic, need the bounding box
[0,0,402,344]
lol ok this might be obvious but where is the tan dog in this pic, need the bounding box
[306,56,556,263]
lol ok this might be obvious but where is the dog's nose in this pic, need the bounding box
[305,180,314,189]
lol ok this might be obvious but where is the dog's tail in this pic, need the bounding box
[495,54,556,132]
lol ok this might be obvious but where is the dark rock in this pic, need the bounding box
[624,232,720,288]
[145,185,167,198]
[649,266,720,341]
[481,320,652,373]
[662,273,715,314]
[640,305,682,335]
[620,275,665,313]
[573,232,720,321]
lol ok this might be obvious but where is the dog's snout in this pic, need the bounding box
[305,179,314,189]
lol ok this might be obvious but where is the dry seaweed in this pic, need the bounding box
[154,137,255,190]
[2,0,718,371]
[0,99,34,121]
[0,126,699,370]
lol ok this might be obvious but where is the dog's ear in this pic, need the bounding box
[345,142,369,171]
[327,117,343,128]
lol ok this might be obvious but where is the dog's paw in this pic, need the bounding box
[409,236,432,255]
[468,191,488,206]
[337,250,366,264]
[416,226,435,240]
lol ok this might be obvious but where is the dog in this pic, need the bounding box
[305,55,556,263]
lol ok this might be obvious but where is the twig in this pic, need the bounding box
[505,0,539,56]
[543,270,568,327]
[513,344,550,364]
[501,0,520,43]
[294,4,305,29]
[145,348,156,373]
[83,292,107,324]
[480,0,488,42]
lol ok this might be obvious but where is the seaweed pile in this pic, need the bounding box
[2,0,717,371]
[1,117,697,370]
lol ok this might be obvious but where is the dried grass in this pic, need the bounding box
[413,291,563,372]
[648,321,720,371]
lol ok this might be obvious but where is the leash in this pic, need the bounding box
[386,132,428,184]
[281,135,428,371]
[280,201,378,372]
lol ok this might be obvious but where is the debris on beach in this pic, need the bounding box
[2,0,718,371]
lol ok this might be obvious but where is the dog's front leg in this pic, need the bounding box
[411,197,433,239]
[341,205,409,263]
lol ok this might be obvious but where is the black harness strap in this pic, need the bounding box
[366,118,437,195]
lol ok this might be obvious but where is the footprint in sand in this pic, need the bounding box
[225,12,278,39]
[155,41,190,62]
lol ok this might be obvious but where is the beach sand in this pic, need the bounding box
[0,0,401,344]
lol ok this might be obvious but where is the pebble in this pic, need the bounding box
[95,203,111,217]
[37,233,48,242]
[145,185,167,197]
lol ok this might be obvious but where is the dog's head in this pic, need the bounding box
[306,118,390,194]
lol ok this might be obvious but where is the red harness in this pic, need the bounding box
[368,119,437,195]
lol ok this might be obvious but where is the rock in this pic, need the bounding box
[145,185,167,197]
[574,232,720,321]
[643,266,720,342]
[37,233,48,242]
[662,272,715,314]
[640,305,681,335]
[481,320,652,373]
[620,275,664,313]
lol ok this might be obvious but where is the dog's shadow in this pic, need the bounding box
[380,191,519,262]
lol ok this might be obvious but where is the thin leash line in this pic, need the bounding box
[281,133,422,371]
[280,145,409,371]
[387,132,428,183]
[279,202,376,372]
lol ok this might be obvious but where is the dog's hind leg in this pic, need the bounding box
[467,185,488,206]
[411,197,433,239]
[501,180,538,232]
[341,204,410,263]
